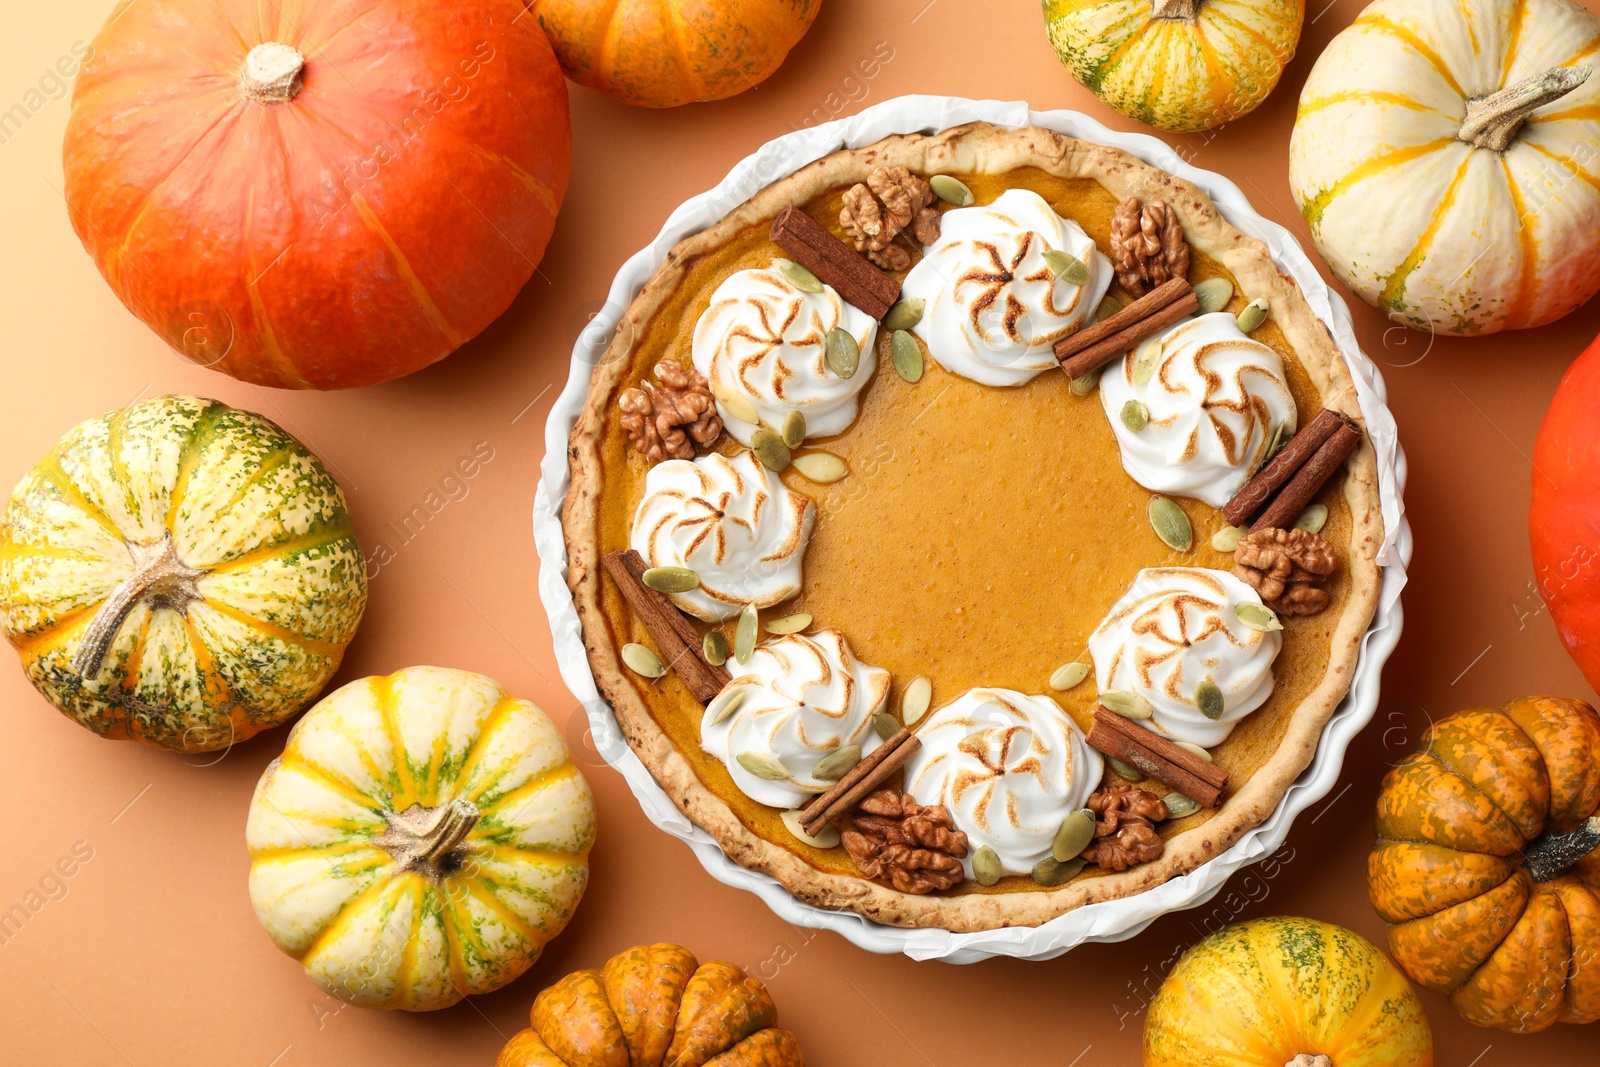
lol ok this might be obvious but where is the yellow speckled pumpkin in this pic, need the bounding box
[1369,696,1600,1032]
[1144,916,1433,1067]
[1042,0,1304,132]
[0,395,365,752]
[498,943,803,1066]
[530,0,821,108]
[248,667,596,1010]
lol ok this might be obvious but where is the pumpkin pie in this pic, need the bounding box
[562,123,1383,931]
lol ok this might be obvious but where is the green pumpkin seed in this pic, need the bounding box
[750,428,791,472]
[1043,249,1091,286]
[706,687,747,726]
[1052,808,1097,861]
[622,643,666,679]
[1068,368,1102,396]
[824,327,860,379]
[1236,602,1283,633]
[872,711,902,741]
[791,451,849,483]
[1149,496,1193,552]
[764,612,811,635]
[735,603,759,663]
[1032,855,1086,886]
[1131,336,1163,386]
[703,630,728,666]
[1050,662,1090,691]
[781,809,840,848]
[1195,679,1225,721]
[1235,297,1269,333]
[813,745,861,782]
[1175,740,1212,762]
[1100,690,1153,720]
[781,410,806,449]
[642,566,700,593]
[1210,524,1247,553]
[1164,792,1202,819]
[882,298,925,332]
[1096,295,1124,323]
[1263,420,1286,463]
[972,846,1003,886]
[712,384,760,426]
[930,174,974,206]
[1295,503,1329,534]
[737,752,791,780]
[1108,757,1142,780]
[775,258,824,294]
[1121,399,1149,432]
[890,330,924,383]
[1194,277,1235,315]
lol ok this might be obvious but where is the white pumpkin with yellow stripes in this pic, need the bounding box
[1289,0,1600,335]
[246,666,597,1010]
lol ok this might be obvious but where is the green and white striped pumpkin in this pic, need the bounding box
[247,667,596,1010]
[1289,0,1600,334]
[0,395,366,752]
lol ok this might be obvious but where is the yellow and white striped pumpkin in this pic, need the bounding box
[247,667,597,1011]
[0,395,366,752]
[1289,0,1600,335]
[1043,0,1304,132]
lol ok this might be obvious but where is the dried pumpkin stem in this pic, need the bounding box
[1284,1056,1333,1067]
[1151,0,1201,20]
[376,799,482,879]
[1458,64,1592,152]
[241,42,307,104]
[73,534,205,681]
[1524,815,1600,883]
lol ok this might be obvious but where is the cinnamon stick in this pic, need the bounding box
[1057,278,1198,378]
[1086,709,1228,809]
[602,550,730,704]
[801,729,921,837]
[770,205,900,320]
[1251,418,1364,532]
[1222,409,1353,526]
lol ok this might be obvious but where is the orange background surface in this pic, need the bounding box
[3,1,1599,1064]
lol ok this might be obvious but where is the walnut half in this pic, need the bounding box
[840,790,968,894]
[617,360,722,465]
[839,166,941,272]
[1080,785,1168,873]
[1233,526,1337,617]
[1109,197,1189,294]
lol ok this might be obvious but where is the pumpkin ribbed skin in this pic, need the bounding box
[1042,0,1304,132]
[1143,916,1433,1067]
[63,0,571,388]
[1369,697,1600,1032]
[0,395,365,752]
[498,943,804,1067]
[1288,0,1600,335]
[247,667,596,1010]
[530,0,821,108]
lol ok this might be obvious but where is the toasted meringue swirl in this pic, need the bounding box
[630,451,814,622]
[904,688,1103,878]
[692,263,878,445]
[901,189,1113,386]
[1100,311,1297,507]
[1088,567,1282,749]
[701,630,891,808]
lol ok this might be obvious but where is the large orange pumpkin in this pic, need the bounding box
[530,0,821,108]
[1369,696,1600,1032]
[62,0,570,390]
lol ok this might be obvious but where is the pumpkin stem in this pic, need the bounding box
[241,43,306,104]
[1285,1057,1333,1067]
[376,799,482,879]
[1458,64,1592,152]
[1151,0,1201,20]
[72,534,205,682]
[1525,815,1600,882]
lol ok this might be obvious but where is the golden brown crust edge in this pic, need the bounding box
[562,123,1385,933]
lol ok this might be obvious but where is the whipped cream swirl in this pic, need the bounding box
[700,630,891,809]
[692,263,878,445]
[1100,311,1296,507]
[901,188,1112,387]
[630,450,814,622]
[904,688,1103,878]
[1088,567,1282,749]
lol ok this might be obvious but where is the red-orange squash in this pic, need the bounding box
[497,943,804,1066]
[62,0,571,389]
[1369,696,1600,1032]
[530,0,821,108]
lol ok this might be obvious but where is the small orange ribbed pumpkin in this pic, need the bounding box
[529,0,821,108]
[497,944,803,1066]
[1369,696,1600,1032]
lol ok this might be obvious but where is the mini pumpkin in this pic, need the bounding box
[1288,0,1600,335]
[498,943,804,1066]
[1144,916,1433,1067]
[1369,696,1600,1032]
[530,0,821,108]
[247,667,596,1010]
[0,395,365,752]
[1042,0,1304,132]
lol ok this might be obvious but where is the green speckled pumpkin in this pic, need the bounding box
[0,395,366,752]
[248,667,597,1011]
